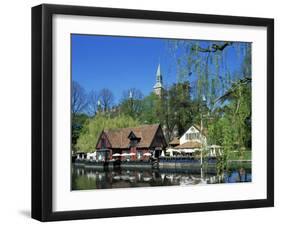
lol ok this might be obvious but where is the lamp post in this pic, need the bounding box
[200,95,207,167]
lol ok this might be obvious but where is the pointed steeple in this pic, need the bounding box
[153,63,163,96]
[156,64,162,83]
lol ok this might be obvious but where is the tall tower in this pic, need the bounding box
[153,64,163,96]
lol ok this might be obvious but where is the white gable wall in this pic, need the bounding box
[179,126,207,145]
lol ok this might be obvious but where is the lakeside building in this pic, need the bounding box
[166,125,222,157]
[166,125,207,156]
[95,124,167,161]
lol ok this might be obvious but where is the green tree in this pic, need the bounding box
[217,77,252,150]
[164,82,193,139]
[72,113,89,152]
[169,40,251,109]
[119,88,144,118]
[139,92,159,124]
[76,114,140,152]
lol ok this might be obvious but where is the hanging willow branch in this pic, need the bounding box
[192,41,233,53]
[215,77,252,104]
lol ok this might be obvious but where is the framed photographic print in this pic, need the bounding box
[32,4,274,221]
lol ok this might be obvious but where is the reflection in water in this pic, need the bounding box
[72,166,252,190]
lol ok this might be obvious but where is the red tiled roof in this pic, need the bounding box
[174,141,202,149]
[103,124,162,149]
[169,137,180,145]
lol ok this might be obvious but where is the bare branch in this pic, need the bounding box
[99,88,114,112]
[87,90,99,115]
[71,81,88,115]
[192,41,233,53]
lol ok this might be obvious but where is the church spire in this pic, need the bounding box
[156,64,162,83]
[153,63,163,96]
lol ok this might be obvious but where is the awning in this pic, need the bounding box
[180,149,196,153]
[166,149,181,153]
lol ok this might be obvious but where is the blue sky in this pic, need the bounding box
[71,34,248,103]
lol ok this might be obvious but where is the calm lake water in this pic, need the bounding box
[72,165,252,190]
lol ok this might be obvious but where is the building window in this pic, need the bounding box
[186,133,200,140]
[186,133,191,140]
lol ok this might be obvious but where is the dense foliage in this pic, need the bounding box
[76,114,140,152]
[72,40,252,160]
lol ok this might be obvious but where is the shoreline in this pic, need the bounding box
[73,159,251,171]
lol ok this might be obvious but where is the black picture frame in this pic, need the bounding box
[32,4,274,222]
